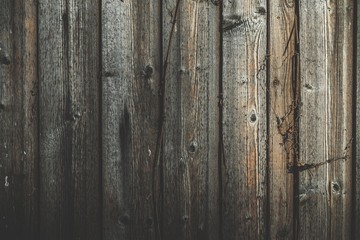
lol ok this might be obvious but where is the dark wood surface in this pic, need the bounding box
[38,0,101,239]
[0,1,38,239]
[0,0,358,239]
[101,0,161,239]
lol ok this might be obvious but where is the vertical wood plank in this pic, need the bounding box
[298,1,353,239]
[356,0,360,237]
[268,1,296,239]
[221,0,267,239]
[0,0,38,239]
[101,1,161,239]
[162,0,220,239]
[38,0,101,239]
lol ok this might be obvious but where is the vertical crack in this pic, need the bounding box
[265,0,270,238]
[293,1,301,239]
[351,0,358,238]
[218,1,224,240]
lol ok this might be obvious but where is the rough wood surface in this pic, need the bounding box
[268,1,296,239]
[0,1,359,239]
[38,0,101,239]
[356,0,360,237]
[101,1,161,239]
[221,0,267,239]
[298,1,353,239]
[0,0,38,239]
[161,0,220,239]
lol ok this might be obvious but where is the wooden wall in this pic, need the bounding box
[0,0,358,239]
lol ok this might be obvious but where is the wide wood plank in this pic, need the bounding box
[101,1,161,239]
[221,0,267,239]
[298,1,353,239]
[0,0,38,239]
[268,1,296,239]
[38,0,101,239]
[161,0,220,239]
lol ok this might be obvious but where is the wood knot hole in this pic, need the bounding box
[256,6,266,15]
[331,182,341,194]
[249,112,257,123]
[188,141,198,153]
[143,65,153,79]
[272,79,280,87]
[182,215,189,224]
[304,83,313,90]
[118,214,130,226]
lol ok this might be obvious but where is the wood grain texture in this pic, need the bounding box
[268,1,296,239]
[0,0,38,239]
[356,0,360,237]
[221,0,267,239]
[161,0,220,239]
[298,1,353,239]
[38,0,101,239]
[101,1,161,239]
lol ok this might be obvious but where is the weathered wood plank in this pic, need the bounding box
[38,0,101,239]
[221,0,267,239]
[0,0,38,239]
[161,0,220,239]
[268,1,296,239]
[356,0,360,237]
[102,1,161,239]
[298,1,353,239]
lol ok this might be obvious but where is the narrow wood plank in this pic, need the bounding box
[268,1,296,239]
[356,0,360,237]
[221,0,267,239]
[0,0,38,239]
[298,1,353,239]
[101,1,161,239]
[38,1,101,239]
[162,0,220,239]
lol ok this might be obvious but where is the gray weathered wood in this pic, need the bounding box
[0,0,38,239]
[221,0,267,239]
[298,1,353,239]
[356,0,360,237]
[268,1,296,238]
[161,0,220,239]
[102,1,161,239]
[38,0,101,239]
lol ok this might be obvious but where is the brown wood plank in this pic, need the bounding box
[161,0,220,239]
[101,1,161,239]
[38,0,101,239]
[221,0,267,239]
[268,1,296,239]
[298,1,353,239]
[0,0,38,239]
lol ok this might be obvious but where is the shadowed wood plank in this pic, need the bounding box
[0,1,38,239]
[38,0,101,239]
[298,1,353,239]
[162,0,220,239]
[221,0,267,239]
[102,1,161,239]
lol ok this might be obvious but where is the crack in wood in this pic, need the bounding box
[287,156,348,173]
